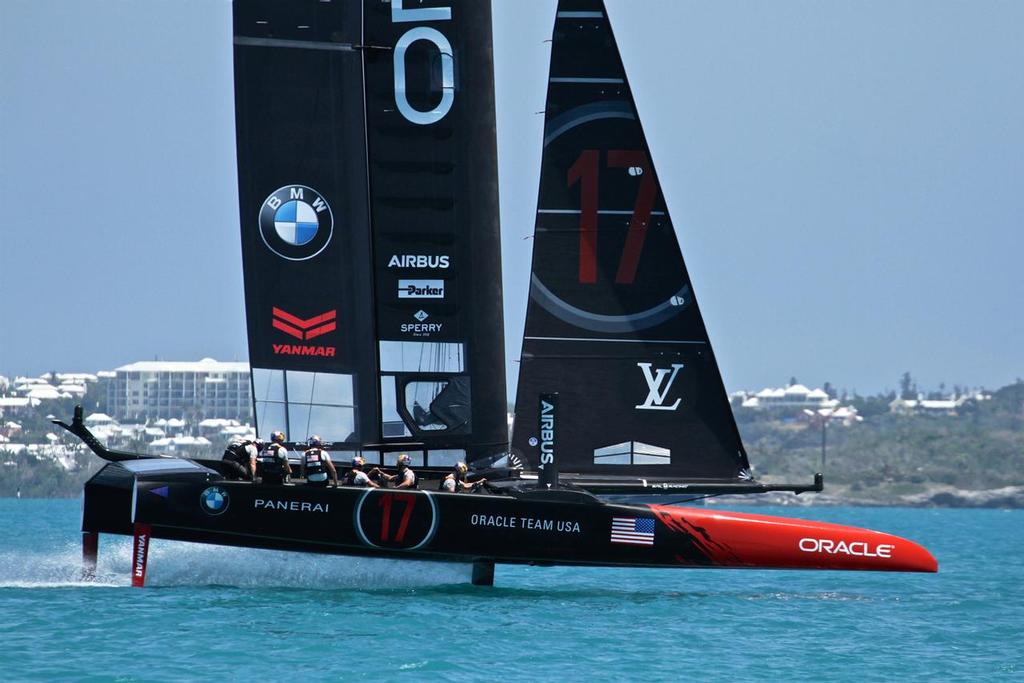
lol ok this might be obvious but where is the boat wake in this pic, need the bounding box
[0,539,471,589]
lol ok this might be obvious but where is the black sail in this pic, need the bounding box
[233,0,507,463]
[363,0,507,464]
[511,0,751,481]
[234,0,379,446]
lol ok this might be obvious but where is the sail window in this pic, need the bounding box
[425,449,466,467]
[251,368,356,443]
[334,450,382,466]
[593,442,671,466]
[403,378,468,432]
[379,341,464,373]
[252,368,286,403]
[380,378,413,438]
[254,401,286,440]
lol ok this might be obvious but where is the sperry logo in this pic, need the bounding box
[400,310,443,337]
[635,363,685,411]
[272,308,336,341]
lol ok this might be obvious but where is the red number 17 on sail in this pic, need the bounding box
[568,149,657,285]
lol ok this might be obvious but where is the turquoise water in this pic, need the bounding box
[0,500,1020,681]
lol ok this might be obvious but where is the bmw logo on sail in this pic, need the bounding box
[199,486,230,515]
[258,185,334,261]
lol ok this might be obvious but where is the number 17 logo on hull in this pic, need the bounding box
[355,489,438,550]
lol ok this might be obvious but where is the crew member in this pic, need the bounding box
[222,438,260,480]
[373,453,417,489]
[256,431,291,485]
[441,462,486,493]
[302,435,337,488]
[342,455,379,488]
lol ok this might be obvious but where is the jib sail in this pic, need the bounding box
[511,0,751,481]
[234,0,507,462]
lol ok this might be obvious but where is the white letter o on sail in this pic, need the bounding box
[394,26,455,125]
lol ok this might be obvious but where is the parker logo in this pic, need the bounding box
[271,307,337,357]
[635,362,685,411]
[272,307,336,341]
[398,279,445,299]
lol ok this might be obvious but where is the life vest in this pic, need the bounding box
[305,448,328,482]
[223,441,254,467]
[257,443,286,480]
[397,466,417,489]
[344,468,369,487]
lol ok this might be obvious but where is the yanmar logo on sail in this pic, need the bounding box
[271,307,336,357]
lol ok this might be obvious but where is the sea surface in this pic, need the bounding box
[0,500,1020,682]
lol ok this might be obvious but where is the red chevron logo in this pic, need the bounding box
[271,307,337,341]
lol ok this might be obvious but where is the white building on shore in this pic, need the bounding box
[735,383,840,411]
[105,358,252,422]
[889,392,989,416]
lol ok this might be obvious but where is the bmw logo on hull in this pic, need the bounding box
[199,486,230,515]
[259,185,334,261]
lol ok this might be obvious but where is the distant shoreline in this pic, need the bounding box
[710,484,1024,509]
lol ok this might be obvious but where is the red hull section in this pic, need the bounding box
[650,506,937,572]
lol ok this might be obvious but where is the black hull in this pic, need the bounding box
[82,460,937,575]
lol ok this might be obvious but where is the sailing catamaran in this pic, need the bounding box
[58,0,937,586]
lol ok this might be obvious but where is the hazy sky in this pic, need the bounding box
[2,0,1022,397]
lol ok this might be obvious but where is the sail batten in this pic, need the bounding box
[511,0,750,482]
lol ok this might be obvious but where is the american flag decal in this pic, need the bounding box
[610,517,656,546]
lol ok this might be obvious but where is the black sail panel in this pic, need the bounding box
[363,1,508,463]
[233,0,379,445]
[511,0,750,481]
